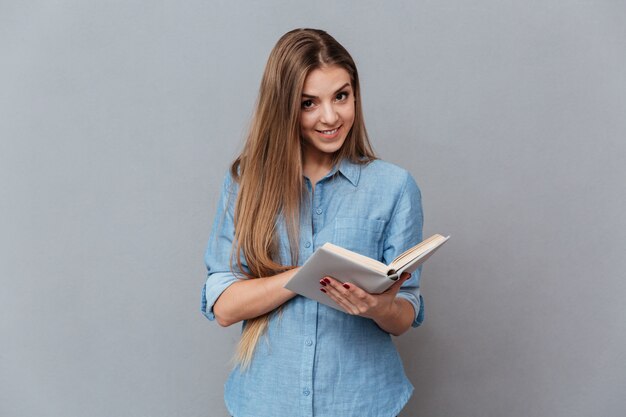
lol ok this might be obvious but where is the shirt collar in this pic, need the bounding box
[335,158,361,187]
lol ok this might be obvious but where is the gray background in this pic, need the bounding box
[1,1,625,416]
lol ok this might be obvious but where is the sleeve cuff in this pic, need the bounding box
[200,272,240,321]
[396,290,425,328]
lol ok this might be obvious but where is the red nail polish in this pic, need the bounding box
[343,283,350,289]
[323,278,331,284]
[319,279,327,286]
[320,288,327,293]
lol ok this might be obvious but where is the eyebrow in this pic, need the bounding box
[301,83,351,99]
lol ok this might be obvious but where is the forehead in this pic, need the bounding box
[302,65,352,95]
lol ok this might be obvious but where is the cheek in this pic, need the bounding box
[342,106,355,128]
[300,113,314,131]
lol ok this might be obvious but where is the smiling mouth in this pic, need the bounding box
[316,125,341,135]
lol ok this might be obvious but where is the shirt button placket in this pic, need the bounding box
[299,182,319,416]
[300,322,317,413]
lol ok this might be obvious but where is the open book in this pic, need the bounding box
[284,234,450,312]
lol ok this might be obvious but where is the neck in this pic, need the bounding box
[302,146,335,187]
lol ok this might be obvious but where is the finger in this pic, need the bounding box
[325,276,358,304]
[321,277,360,314]
[322,285,359,315]
[322,277,353,306]
[325,276,373,314]
[342,281,376,313]
[385,273,411,294]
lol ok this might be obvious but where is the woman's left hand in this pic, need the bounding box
[319,272,411,321]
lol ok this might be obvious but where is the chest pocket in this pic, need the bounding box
[332,217,386,261]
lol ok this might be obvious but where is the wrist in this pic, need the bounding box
[374,297,400,322]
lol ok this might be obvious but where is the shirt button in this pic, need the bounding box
[303,389,310,396]
[305,242,311,248]
[305,339,313,346]
[315,208,323,215]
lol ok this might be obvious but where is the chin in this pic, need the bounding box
[301,129,349,158]
[318,139,346,154]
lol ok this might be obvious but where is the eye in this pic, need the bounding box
[301,99,314,109]
[336,91,349,101]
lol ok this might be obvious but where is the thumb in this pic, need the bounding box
[386,273,411,294]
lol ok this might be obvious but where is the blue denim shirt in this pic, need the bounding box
[201,158,424,417]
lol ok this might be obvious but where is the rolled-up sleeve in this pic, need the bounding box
[382,171,425,328]
[200,172,247,322]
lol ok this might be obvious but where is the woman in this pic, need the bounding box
[201,28,424,417]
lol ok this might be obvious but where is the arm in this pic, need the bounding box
[372,297,416,336]
[381,170,425,329]
[213,268,299,327]
[201,172,298,327]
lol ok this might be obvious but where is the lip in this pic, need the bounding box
[316,125,342,139]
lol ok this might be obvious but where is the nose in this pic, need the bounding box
[320,102,339,126]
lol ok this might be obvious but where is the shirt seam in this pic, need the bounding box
[384,170,410,244]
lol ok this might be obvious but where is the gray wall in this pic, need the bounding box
[1,1,625,416]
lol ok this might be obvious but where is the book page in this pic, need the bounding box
[390,234,449,271]
[323,243,390,275]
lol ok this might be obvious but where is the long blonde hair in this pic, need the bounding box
[230,28,376,369]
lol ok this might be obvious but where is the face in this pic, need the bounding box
[299,65,355,164]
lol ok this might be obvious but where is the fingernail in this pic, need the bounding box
[343,283,350,289]
[320,288,327,293]
[323,278,331,284]
[319,279,327,286]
